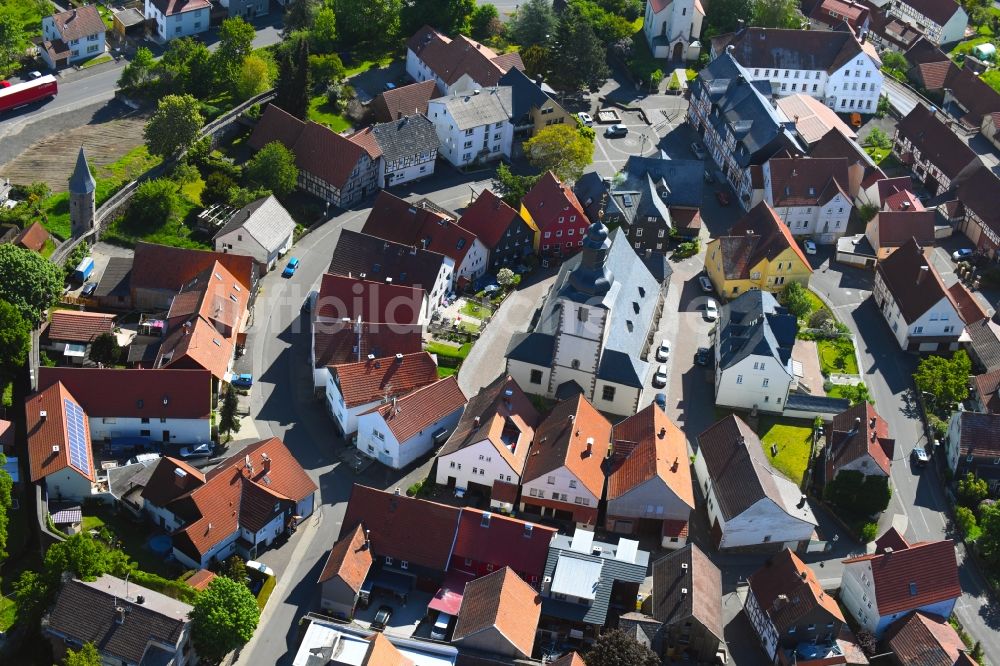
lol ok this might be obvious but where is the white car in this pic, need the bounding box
[431,612,453,640]
[653,365,668,387]
[577,111,594,126]
[655,340,670,362]
[804,240,817,255]
[704,299,719,321]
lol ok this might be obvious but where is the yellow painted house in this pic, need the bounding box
[705,201,813,298]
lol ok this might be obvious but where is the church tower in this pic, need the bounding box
[69,146,96,239]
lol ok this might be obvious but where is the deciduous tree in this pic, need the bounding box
[119,46,156,91]
[235,54,273,100]
[584,629,660,666]
[470,4,503,41]
[309,6,338,53]
[752,0,805,28]
[214,17,256,91]
[824,470,890,517]
[246,142,299,197]
[0,244,63,324]
[914,351,971,415]
[780,281,813,320]
[495,163,541,207]
[63,642,101,666]
[0,10,27,73]
[524,124,594,183]
[0,452,12,561]
[958,472,989,508]
[144,94,204,158]
[402,0,475,36]
[520,44,550,79]
[190,576,260,661]
[89,332,122,367]
[44,533,112,583]
[285,0,320,34]
[0,299,30,383]
[509,0,557,47]
[334,0,401,50]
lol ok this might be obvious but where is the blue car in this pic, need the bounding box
[282,257,300,277]
[232,373,253,389]
[952,248,974,261]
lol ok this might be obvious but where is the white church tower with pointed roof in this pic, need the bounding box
[643,0,705,62]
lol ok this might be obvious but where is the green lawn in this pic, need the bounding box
[82,513,105,532]
[344,54,396,78]
[437,366,457,378]
[82,507,176,578]
[804,289,826,316]
[307,95,352,132]
[949,35,994,58]
[0,595,15,632]
[0,0,44,76]
[80,54,113,69]
[459,300,492,319]
[425,341,473,359]
[864,145,892,164]
[758,417,814,486]
[39,237,56,258]
[101,175,211,250]
[817,337,860,375]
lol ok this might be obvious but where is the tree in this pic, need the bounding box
[496,267,516,288]
[309,52,346,83]
[510,0,557,47]
[824,470,891,517]
[222,555,248,585]
[89,332,122,367]
[570,0,635,45]
[235,54,273,100]
[44,533,113,583]
[524,124,594,183]
[0,452,11,561]
[0,244,64,324]
[495,163,541,207]
[584,629,660,666]
[752,0,804,28]
[881,50,909,76]
[913,351,971,415]
[958,472,989,508]
[119,46,156,91]
[705,0,754,33]
[470,4,503,41]
[228,186,272,208]
[219,387,242,440]
[0,10,27,72]
[520,44,550,79]
[0,299,30,382]
[309,6,338,53]
[956,505,982,541]
[285,0,320,33]
[402,0,475,36]
[13,570,51,621]
[124,179,184,236]
[834,382,872,406]
[63,643,102,666]
[780,281,813,320]
[334,0,402,50]
[214,17,256,90]
[276,36,310,120]
[548,6,610,91]
[864,127,892,150]
[190,576,260,661]
[144,94,204,158]
[204,172,239,205]
[855,629,877,657]
[246,142,299,197]
[977,500,1000,565]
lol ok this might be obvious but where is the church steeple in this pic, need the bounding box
[69,146,96,239]
[568,220,614,298]
[69,146,96,195]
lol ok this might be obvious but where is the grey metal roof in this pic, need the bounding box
[432,87,512,130]
[967,318,1000,373]
[93,256,133,299]
[213,195,296,253]
[68,146,96,195]
[551,555,602,599]
[784,393,851,413]
[370,114,440,163]
[717,290,797,371]
[617,154,705,211]
[506,227,659,388]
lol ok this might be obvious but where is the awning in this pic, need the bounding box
[428,570,475,616]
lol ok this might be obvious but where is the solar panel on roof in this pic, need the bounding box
[63,399,91,476]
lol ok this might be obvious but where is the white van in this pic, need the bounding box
[128,453,161,465]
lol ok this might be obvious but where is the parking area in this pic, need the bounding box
[353,589,434,638]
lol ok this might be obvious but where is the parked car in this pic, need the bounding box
[690,141,706,159]
[431,612,453,640]
[804,240,817,255]
[695,347,711,366]
[127,453,161,465]
[704,298,719,321]
[654,393,667,410]
[282,257,300,277]
[912,446,929,467]
[652,365,668,387]
[655,340,671,362]
[27,71,42,80]
[178,443,213,459]
[698,275,714,293]
[245,560,276,577]
[81,282,98,296]
[715,190,730,206]
[604,124,628,138]
[577,111,594,126]
[952,248,974,261]
[231,373,253,389]
[371,605,393,632]
[384,82,396,91]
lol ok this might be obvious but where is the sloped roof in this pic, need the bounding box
[767,155,850,207]
[974,369,1000,412]
[318,523,373,592]
[522,393,611,496]
[951,411,1000,459]
[370,114,439,165]
[749,549,844,634]
[843,532,960,616]
[954,165,1000,241]
[37,367,211,420]
[313,321,423,369]
[828,402,893,475]
[899,0,964,29]
[186,569,216,591]
[776,94,858,145]
[155,314,234,381]
[406,25,524,88]
[439,375,540,474]
[895,105,980,179]
[362,191,477,267]
[868,211,936,251]
[458,189,523,249]
[713,26,873,74]
[371,80,440,123]
[549,653,586,666]
[875,238,956,325]
[712,201,812,280]
[315,273,424,325]
[718,289,797,370]
[340,484,461,571]
[365,376,467,443]
[521,171,589,233]
[328,230,449,293]
[149,0,211,15]
[49,6,105,41]
[453,568,541,657]
[809,0,870,28]
[430,87,513,130]
[213,195,296,253]
[46,310,115,343]
[452,508,556,579]
[363,633,413,666]
[132,242,255,295]
[609,404,694,509]
[69,146,96,195]
[14,221,51,252]
[140,456,206,508]
[329,352,439,408]
[25,382,95,483]
[884,611,973,666]
[948,282,989,325]
[650,544,724,641]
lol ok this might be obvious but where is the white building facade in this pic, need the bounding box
[436,438,523,491]
[89,416,211,445]
[746,56,883,113]
[715,354,794,413]
[355,402,463,470]
[888,0,968,45]
[840,559,958,636]
[144,0,210,41]
[872,269,963,351]
[41,9,105,66]
[427,90,514,167]
[520,465,601,526]
[643,0,705,61]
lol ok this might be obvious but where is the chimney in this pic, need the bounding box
[585,437,594,456]
[797,494,807,509]
[363,529,371,549]
[394,487,401,495]
[395,353,404,362]
[681,587,688,596]
[261,452,271,474]
[658,427,666,439]
[391,396,397,411]
[681,562,689,574]
[115,606,126,625]
[917,265,930,284]
[40,410,47,421]
[474,416,481,427]
[136,595,145,605]
[800,570,808,581]
[569,414,575,424]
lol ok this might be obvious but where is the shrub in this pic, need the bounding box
[674,239,699,258]
[861,522,878,542]
[956,506,983,541]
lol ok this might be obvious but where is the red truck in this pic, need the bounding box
[0,75,58,113]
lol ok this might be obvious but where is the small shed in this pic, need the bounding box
[112,8,146,39]
[973,43,996,61]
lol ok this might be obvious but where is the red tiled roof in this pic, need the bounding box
[171,438,317,562]
[406,26,523,88]
[140,456,206,508]
[318,523,373,592]
[974,370,1000,414]
[809,0,870,28]
[371,80,440,123]
[867,211,936,251]
[362,191,477,268]
[149,0,210,16]
[312,322,423,369]
[948,282,989,325]
[522,393,611,497]
[549,653,586,666]
[132,242,254,295]
[749,549,844,634]
[827,402,893,476]
[186,569,216,591]
[37,368,212,420]
[452,508,556,580]
[363,633,413,665]
[249,105,374,190]
[14,221,50,252]
[885,611,971,666]
[347,126,383,160]
[459,189,523,249]
[609,404,694,509]
[25,383,95,483]
[453,568,541,658]
[165,260,250,340]
[49,6,105,41]
[340,484,461,571]
[46,310,115,343]
[0,419,13,449]
[895,106,979,180]
[156,315,234,381]
[521,171,588,235]
[843,532,960,616]
[365,376,467,443]
[329,352,439,408]
[911,60,953,90]
[315,273,425,325]
[491,479,519,503]
[768,156,850,207]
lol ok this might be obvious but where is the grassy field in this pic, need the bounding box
[81,54,114,69]
[307,95,352,132]
[82,506,176,578]
[758,417,814,486]
[460,300,492,319]
[817,337,860,375]
[864,145,892,164]
[426,341,473,359]
[344,54,397,78]
[437,366,457,378]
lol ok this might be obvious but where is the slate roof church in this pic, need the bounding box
[505,220,665,417]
